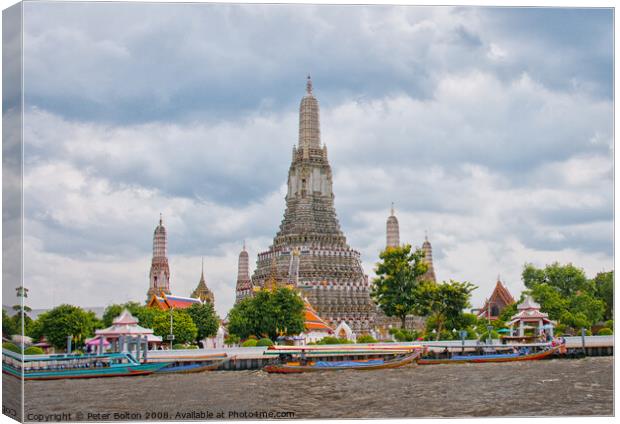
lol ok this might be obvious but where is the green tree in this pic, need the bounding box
[523,262,591,297]
[34,304,99,350]
[186,302,220,343]
[102,302,145,327]
[415,280,476,340]
[371,245,428,328]
[227,287,305,340]
[523,263,607,331]
[2,309,17,337]
[152,309,198,345]
[592,271,613,320]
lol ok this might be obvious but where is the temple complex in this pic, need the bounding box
[146,214,171,300]
[235,242,253,304]
[250,77,376,333]
[191,258,215,304]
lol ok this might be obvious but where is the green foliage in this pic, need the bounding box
[24,346,44,355]
[415,280,476,340]
[241,339,258,347]
[224,334,240,345]
[592,271,613,321]
[317,336,354,345]
[371,245,428,328]
[172,343,186,350]
[186,302,220,342]
[523,262,591,297]
[102,302,162,330]
[356,334,377,343]
[523,263,608,332]
[2,309,17,337]
[256,338,274,347]
[605,320,613,329]
[227,287,305,340]
[152,309,198,345]
[391,329,418,342]
[2,342,20,353]
[597,328,612,336]
[34,304,99,349]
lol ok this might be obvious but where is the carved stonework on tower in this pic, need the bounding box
[235,242,252,304]
[251,77,376,333]
[386,203,400,248]
[191,258,214,304]
[147,214,171,301]
[420,234,436,282]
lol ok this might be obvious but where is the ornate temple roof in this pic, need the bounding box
[147,292,202,310]
[304,299,333,333]
[477,278,516,319]
[192,258,215,304]
[95,309,162,343]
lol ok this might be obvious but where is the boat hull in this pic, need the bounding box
[2,362,169,380]
[417,345,561,365]
[155,359,227,374]
[263,350,422,373]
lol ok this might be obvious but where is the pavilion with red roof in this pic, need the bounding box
[506,295,556,337]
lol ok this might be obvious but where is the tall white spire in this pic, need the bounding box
[147,214,171,300]
[386,203,400,248]
[298,75,321,149]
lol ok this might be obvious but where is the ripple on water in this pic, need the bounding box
[17,357,613,419]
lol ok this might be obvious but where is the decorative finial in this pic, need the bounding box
[497,273,501,282]
[424,230,428,241]
[201,257,204,275]
[243,240,246,251]
[306,74,313,94]
[391,202,395,216]
[159,213,163,226]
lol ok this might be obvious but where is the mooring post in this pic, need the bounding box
[581,327,587,356]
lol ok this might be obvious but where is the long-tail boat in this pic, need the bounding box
[148,353,228,374]
[2,350,170,380]
[263,348,423,373]
[417,342,563,365]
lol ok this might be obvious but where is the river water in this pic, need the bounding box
[4,357,613,421]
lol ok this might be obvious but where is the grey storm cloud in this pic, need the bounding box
[16,3,614,315]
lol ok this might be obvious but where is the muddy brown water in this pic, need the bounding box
[2,357,613,421]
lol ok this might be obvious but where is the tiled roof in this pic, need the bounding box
[304,300,333,333]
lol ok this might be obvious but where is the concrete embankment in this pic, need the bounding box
[145,335,613,370]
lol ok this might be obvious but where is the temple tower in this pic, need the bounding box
[191,258,215,304]
[386,203,400,248]
[251,77,375,332]
[420,233,437,282]
[235,242,252,304]
[147,214,171,300]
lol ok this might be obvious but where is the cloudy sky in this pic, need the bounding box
[17,3,613,317]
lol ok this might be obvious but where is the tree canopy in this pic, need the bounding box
[522,263,607,331]
[371,244,428,328]
[415,280,476,340]
[186,302,220,343]
[227,287,305,340]
[31,304,101,349]
[152,309,198,345]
